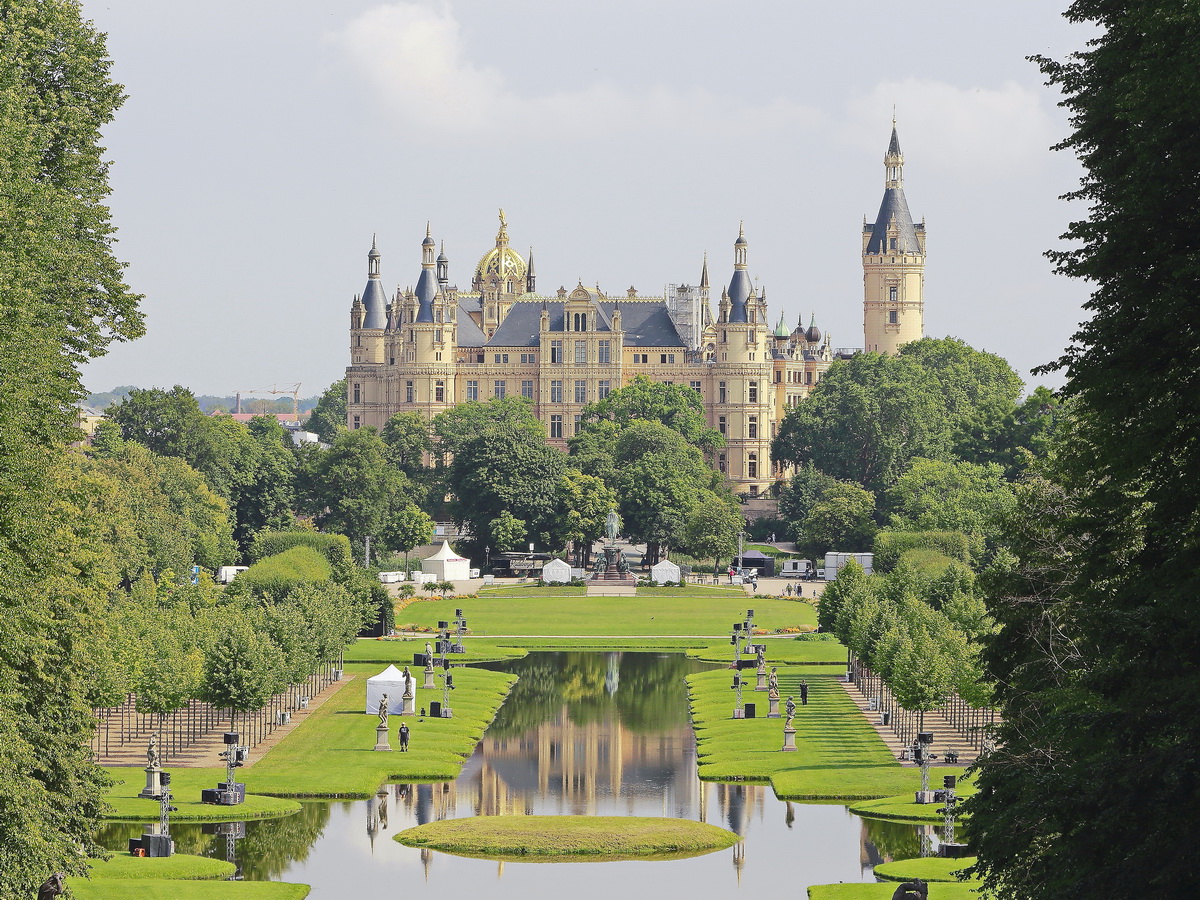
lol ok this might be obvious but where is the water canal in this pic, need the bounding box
[100,652,926,896]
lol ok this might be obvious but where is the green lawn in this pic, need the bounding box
[874,856,979,883]
[86,854,233,879]
[102,768,302,821]
[808,884,978,900]
[239,663,516,796]
[689,669,965,800]
[396,815,738,860]
[850,785,976,824]
[72,883,310,900]
[396,592,816,636]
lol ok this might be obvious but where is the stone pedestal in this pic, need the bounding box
[781,726,797,752]
[139,766,162,799]
[373,725,392,752]
[440,707,453,719]
[732,707,745,719]
[767,696,780,718]
[423,665,436,690]
[399,692,414,715]
[755,668,767,691]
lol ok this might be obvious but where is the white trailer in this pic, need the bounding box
[824,552,874,580]
[781,559,814,578]
[216,565,249,584]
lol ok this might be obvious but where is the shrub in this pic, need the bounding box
[232,546,333,600]
[249,529,355,582]
[873,530,972,572]
[794,632,837,642]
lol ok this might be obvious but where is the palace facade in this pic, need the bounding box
[345,127,924,493]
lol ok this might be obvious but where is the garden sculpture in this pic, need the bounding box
[785,696,796,728]
[38,874,65,900]
[595,554,607,574]
[402,666,414,697]
[890,881,928,900]
[617,552,630,574]
[605,510,619,542]
[768,668,779,699]
[378,694,389,727]
[146,734,160,769]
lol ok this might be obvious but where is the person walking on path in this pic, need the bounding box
[799,680,809,705]
[399,723,410,752]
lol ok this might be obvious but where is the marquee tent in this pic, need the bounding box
[422,541,471,581]
[365,665,410,714]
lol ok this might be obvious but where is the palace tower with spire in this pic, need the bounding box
[863,123,926,354]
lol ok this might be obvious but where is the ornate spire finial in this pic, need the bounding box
[425,221,431,237]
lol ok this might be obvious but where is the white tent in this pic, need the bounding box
[651,559,682,583]
[422,541,471,581]
[365,665,410,714]
[541,558,572,584]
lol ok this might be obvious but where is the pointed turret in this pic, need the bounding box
[773,313,790,340]
[865,124,922,255]
[361,236,388,329]
[700,252,710,290]
[415,224,437,322]
[527,246,536,293]
[436,240,449,286]
[727,223,751,323]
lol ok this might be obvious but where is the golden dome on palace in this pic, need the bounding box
[472,208,528,290]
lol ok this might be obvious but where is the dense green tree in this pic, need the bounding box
[612,420,719,565]
[986,386,1065,479]
[551,471,617,566]
[381,504,434,571]
[772,352,952,493]
[678,491,745,576]
[298,427,413,549]
[777,464,838,539]
[577,375,723,453]
[200,614,286,732]
[305,379,347,443]
[799,482,877,556]
[381,411,433,475]
[898,337,1023,462]
[816,557,867,634]
[109,385,209,459]
[970,6,1200,896]
[885,457,1015,550]
[488,511,527,552]
[434,398,566,550]
[233,416,298,548]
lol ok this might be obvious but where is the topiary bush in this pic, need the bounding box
[873,530,972,572]
[232,545,333,601]
[248,529,355,582]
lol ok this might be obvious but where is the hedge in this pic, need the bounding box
[234,546,333,600]
[249,530,354,582]
[873,530,972,572]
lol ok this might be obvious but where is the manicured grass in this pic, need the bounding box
[241,663,517,797]
[396,815,739,860]
[344,637,528,664]
[72,882,310,900]
[684,638,846,666]
[86,854,233,880]
[398,592,816,636]
[850,785,975,824]
[102,768,301,821]
[689,669,965,800]
[874,856,979,883]
[808,884,978,899]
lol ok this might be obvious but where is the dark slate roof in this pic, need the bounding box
[360,278,388,329]
[414,268,437,322]
[727,269,751,323]
[865,187,923,255]
[481,300,685,348]
[887,125,902,156]
[456,301,486,347]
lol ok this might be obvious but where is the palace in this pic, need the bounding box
[345,126,924,494]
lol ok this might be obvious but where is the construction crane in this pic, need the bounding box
[234,383,302,419]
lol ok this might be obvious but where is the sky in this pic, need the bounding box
[79,0,1093,400]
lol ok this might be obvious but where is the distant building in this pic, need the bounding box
[345,126,924,492]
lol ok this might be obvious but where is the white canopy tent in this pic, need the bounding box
[365,665,410,714]
[541,558,572,584]
[422,540,471,581]
[651,559,682,583]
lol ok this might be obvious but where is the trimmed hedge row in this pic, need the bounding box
[873,530,973,571]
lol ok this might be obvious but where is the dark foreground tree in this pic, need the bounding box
[969,5,1200,898]
[0,2,143,894]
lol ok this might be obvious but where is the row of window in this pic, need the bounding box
[547,340,613,365]
[717,415,759,438]
[716,452,759,478]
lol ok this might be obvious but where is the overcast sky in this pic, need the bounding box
[79,0,1091,400]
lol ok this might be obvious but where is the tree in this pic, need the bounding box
[817,557,867,634]
[0,4,143,887]
[488,511,526,553]
[885,457,1016,550]
[200,615,286,732]
[778,464,838,539]
[298,427,414,549]
[577,375,724,453]
[799,482,877,556]
[678,491,745,575]
[306,379,347,443]
[551,471,617,566]
[381,412,432,475]
[970,7,1200,896]
[772,352,953,493]
[381,504,434,572]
